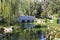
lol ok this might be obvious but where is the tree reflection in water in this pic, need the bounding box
[0,23,42,40]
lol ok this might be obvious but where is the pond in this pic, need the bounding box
[0,23,46,40]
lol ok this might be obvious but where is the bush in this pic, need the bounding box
[35,24,41,28]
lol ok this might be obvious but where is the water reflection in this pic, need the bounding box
[0,23,42,40]
[0,31,41,40]
[24,23,35,28]
[40,33,46,40]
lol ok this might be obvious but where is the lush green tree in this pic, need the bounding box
[0,0,42,25]
[41,0,60,18]
[18,0,42,18]
[0,0,19,26]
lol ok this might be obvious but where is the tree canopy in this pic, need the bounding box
[0,0,60,25]
[41,0,60,18]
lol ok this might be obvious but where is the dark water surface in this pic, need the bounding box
[0,23,45,40]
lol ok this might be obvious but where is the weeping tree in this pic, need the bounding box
[0,0,19,26]
[0,0,42,26]
[10,0,19,25]
[41,0,60,18]
[18,0,42,17]
[0,0,11,26]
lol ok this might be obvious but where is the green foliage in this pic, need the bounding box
[18,0,42,16]
[35,24,41,28]
[53,18,58,24]
[0,0,42,26]
[41,0,60,18]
